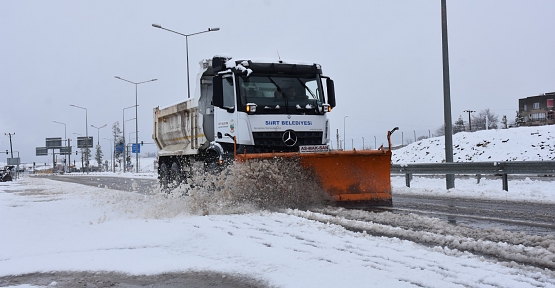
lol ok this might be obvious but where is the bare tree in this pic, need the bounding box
[471,108,499,130]
[435,124,445,137]
[453,116,466,134]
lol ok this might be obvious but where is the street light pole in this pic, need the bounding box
[103,138,113,172]
[362,137,365,150]
[73,133,82,172]
[152,24,220,100]
[343,115,348,150]
[91,124,107,145]
[124,117,136,172]
[374,135,376,150]
[53,121,67,172]
[70,104,89,173]
[122,105,137,173]
[91,124,107,171]
[115,77,157,173]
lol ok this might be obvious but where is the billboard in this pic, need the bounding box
[77,137,93,148]
[46,137,63,149]
[60,146,72,155]
[36,147,48,156]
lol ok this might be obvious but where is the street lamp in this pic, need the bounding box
[123,117,136,172]
[53,121,68,172]
[152,24,220,100]
[103,138,113,172]
[115,77,157,173]
[343,115,348,150]
[73,132,84,172]
[70,104,89,173]
[91,124,107,145]
[122,105,137,173]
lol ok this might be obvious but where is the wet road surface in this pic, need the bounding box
[37,174,555,236]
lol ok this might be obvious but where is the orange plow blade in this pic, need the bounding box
[235,149,392,207]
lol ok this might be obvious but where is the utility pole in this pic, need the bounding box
[4,133,15,158]
[464,110,475,131]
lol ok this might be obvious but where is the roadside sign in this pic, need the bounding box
[115,143,124,153]
[36,147,48,156]
[132,143,140,153]
[77,137,93,148]
[60,146,72,155]
[46,137,63,149]
[7,158,20,165]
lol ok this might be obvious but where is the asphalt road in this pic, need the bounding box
[37,174,159,195]
[388,194,555,236]
[37,174,555,236]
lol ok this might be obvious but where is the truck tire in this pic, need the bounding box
[170,162,182,186]
[159,163,170,191]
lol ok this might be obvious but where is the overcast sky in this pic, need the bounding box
[1,0,554,164]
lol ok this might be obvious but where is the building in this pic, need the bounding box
[518,92,554,126]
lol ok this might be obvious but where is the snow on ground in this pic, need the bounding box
[392,125,555,163]
[1,177,555,287]
[392,175,555,203]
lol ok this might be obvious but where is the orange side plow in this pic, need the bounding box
[234,129,397,208]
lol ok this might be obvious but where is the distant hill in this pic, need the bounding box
[392,125,554,163]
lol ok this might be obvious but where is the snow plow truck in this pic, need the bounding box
[153,56,395,207]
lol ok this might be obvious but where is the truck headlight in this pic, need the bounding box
[322,104,331,113]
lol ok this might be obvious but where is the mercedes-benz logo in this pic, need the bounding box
[282,130,298,147]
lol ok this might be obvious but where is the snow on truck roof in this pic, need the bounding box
[208,55,319,67]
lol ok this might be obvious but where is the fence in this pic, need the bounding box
[391,161,555,191]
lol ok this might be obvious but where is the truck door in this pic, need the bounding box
[213,74,238,145]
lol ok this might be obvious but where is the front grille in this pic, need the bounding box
[252,131,323,152]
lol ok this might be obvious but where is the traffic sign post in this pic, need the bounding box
[36,147,48,156]
[60,146,72,155]
[46,138,63,149]
[132,143,140,154]
[77,137,93,148]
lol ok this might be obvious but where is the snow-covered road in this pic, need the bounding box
[1,177,554,287]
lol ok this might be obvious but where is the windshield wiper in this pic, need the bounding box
[268,76,289,113]
[296,78,316,98]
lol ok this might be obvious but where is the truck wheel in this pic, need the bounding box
[159,163,170,191]
[170,162,182,187]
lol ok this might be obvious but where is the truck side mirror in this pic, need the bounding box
[326,78,336,108]
[213,75,223,107]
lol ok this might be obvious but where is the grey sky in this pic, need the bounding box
[1,0,554,164]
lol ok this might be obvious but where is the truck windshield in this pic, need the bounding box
[237,75,324,115]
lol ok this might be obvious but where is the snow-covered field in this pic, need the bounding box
[2,126,555,287]
[393,125,554,163]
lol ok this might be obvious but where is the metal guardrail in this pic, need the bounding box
[391,161,555,191]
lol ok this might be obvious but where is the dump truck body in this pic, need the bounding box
[153,56,392,206]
